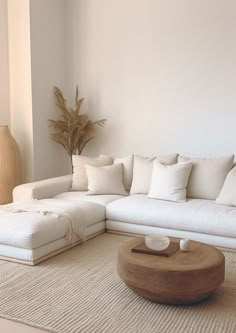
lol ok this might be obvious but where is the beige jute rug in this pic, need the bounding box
[0,233,236,333]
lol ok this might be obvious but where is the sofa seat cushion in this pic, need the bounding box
[0,200,105,249]
[54,191,124,206]
[0,222,105,264]
[106,194,236,238]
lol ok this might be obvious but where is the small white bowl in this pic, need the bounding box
[145,233,170,251]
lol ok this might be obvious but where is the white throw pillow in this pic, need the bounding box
[130,154,178,195]
[178,155,234,200]
[85,164,127,195]
[71,155,113,191]
[148,161,192,202]
[100,154,134,191]
[216,166,236,206]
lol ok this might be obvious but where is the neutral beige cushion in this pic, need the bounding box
[179,155,234,199]
[100,154,134,191]
[148,161,192,202]
[216,166,236,206]
[85,164,127,195]
[71,155,113,191]
[113,155,133,191]
[130,154,178,195]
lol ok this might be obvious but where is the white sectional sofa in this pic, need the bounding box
[1,153,236,265]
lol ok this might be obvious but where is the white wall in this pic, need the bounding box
[7,0,34,182]
[0,0,10,125]
[7,0,71,182]
[65,0,236,157]
[4,0,236,183]
[30,0,70,180]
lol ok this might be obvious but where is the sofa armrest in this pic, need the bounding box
[13,174,72,202]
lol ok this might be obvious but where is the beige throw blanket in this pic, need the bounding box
[0,198,86,242]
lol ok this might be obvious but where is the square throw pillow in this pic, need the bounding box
[100,154,134,191]
[85,163,127,195]
[71,155,113,191]
[216,166,236,206]
[178,155,234,200]
[148,161,192,202]
[130,154,178,195]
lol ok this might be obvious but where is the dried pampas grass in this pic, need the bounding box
[49,86,106,162]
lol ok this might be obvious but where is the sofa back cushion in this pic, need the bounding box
[148,161,192,202]
[178,155,234,199]
[216,166,236,206]
[130,154,178,195]
[113,155,133,191]
[71,155,113,191]
[99,154,134,191]
[85,164,127,195]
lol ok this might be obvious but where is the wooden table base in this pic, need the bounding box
[117,237,225,305]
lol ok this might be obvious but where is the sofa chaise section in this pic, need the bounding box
[0,199,106,265]
[0,175,124,265]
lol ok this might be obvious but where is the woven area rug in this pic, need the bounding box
[0,234,236,333]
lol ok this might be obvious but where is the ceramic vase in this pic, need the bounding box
[0,125,21,204]
[180,239,190,252]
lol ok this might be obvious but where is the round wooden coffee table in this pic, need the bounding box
[117,237,225,304]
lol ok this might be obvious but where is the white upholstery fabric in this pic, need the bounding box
[179,155,234,199]
[130,155,155,195]
[130,154,178,195]
[113,155,133,191]
[54,191,124,206]
[0,201,105,249]
[106,221,236,249]
[4,151,236,265]
[100,154,134,191]
[0,222,105,263]
[71,155,113,191]
[216,166,236,206]
[85,164,127,195]
[148,161,192,202]
[13,174,72,201]
[106,194,236,238]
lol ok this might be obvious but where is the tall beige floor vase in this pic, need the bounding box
[0,125,21,204]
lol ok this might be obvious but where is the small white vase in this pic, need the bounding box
[180,239,190,252]
[145,233,170,251]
